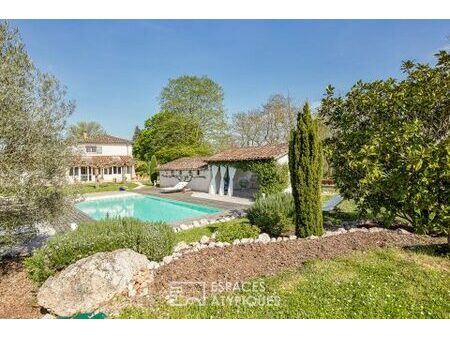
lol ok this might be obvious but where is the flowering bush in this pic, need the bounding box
[24,218,175,284]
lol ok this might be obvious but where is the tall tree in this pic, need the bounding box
[0,21,74,244]
[233,94,296,146]
[289,102,324,238]
[148,155,158,183]
[159,75,227,148]
[133,111,211,164]
[68,121,106,141]
[320,51,449,244]
[132,125,141,142]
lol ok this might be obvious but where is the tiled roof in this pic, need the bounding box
[207,143,288,162]
[158,157,209,171]
[79,134,132,145]
[71,155,134,167]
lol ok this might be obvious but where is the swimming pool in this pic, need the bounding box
[75,194,221,222]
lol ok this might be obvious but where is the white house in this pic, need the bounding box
[158,144,289,198]
[67,134,135,184]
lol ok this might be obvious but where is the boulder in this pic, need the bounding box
[257,233,271,243]
[37,249,151,317]
[174,241,190,252]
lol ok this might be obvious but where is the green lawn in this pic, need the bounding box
[70,182,138,194]
[118,248,450,319]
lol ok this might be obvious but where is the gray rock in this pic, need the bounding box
[307,235,318,240]
[192,221,201,227]
[289,235,297,240]
[37,249,151,317]
[216,242,225,248]
[180,224,189,230]
[276,237,283,242]
[163,255,173,264]
[232,239,241,245]
[200,219,209,225]
[396,228,410,234]
[258,233,271,243]
[41,314,56,319]
[270,238,277,242]
[368,227,385,233]
[348,227,368,233]
[148,261,159,270]
[174,241,190,252]
[200,235,210,244]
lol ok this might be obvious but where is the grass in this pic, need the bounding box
[117,248,450,319]
[175,223,222,243]
[70,182,138,194]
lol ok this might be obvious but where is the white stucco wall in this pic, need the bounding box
[276,154,289,165]
[159,169,210,192]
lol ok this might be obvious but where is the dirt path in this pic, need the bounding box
[0,259,41,319]
[149,232,443,299]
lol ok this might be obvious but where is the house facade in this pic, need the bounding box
[67,134,135,184]
[158,144,289,198]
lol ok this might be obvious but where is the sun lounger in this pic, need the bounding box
[160,181,189,193]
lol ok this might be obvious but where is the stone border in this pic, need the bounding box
[127,225,412,298]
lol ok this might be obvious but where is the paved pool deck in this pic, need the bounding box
[134,187,251,211]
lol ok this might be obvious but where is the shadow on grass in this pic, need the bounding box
[404,243,449,258]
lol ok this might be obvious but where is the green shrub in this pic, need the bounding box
[24,218,175,284]
[216,219,260,243]
[247,193,294,236]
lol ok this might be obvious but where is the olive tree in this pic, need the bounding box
[319,51,449,241]
[0,21,74,245]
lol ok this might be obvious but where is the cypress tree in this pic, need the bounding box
[149,155,158,183]
[289,102,324,237]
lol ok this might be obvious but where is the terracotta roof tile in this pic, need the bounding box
[207,143,288,162]
[79,134,132,145]
[158,157,208,171]
[71,155,134,167]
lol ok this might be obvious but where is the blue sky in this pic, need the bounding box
[12,20,450,139]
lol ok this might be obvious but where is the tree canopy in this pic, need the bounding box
[319,51,449,236]
[0,21,74,244]
[133,111,212,164]
[159,75,228,148]
[233,94,296,146]
[68,121,106,141]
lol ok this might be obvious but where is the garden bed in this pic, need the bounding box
[106,231,445,315]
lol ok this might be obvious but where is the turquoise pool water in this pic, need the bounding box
[76,194,221,222]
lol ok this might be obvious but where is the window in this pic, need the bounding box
[85,146,97,153]
[117,167,122,174]
[69,168,74,176]
[197,170,200,176]
[113,166,117,174]
[74,167,79,176]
